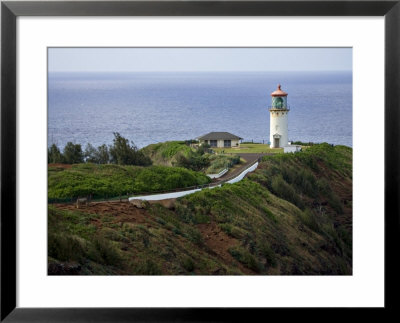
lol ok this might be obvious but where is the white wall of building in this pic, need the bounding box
[284,145,302,153]
[231,139,240,147]
[200,139,240,148]
[270,110,289,148]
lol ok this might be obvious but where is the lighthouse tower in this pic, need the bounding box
[269,84,289,148]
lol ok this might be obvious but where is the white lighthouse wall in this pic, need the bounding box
[269,111,289,148]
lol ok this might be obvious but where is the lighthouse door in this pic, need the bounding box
[274,138,280,147]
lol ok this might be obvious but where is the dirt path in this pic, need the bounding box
[213,153,270,183]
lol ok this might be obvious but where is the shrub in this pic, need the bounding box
[63,142,84,164]
[134,259,162,275]
[85,143,110,164]
[294,169,318,197]
[184,226,204,245]
[109,132,152,166]
[175,153,210,171]
[329,193,344,214]
[317,177,332,195]
[48,233,86,262]
[48,144,64,164]
[48,164,211,199]
[299,208,321,233]
[206,154,240,174]
[271,175,304,209]
[182,257,195,272]
[259,242,277,268]
[229,246,261,273]
[90,235,123,266]
[219,223,246,239]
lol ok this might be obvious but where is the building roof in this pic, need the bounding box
[197,132,243,140]
[271,84,288,97]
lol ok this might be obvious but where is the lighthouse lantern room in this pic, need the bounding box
[269,84,289,148]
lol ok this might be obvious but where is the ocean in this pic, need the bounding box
[48,71,352,149]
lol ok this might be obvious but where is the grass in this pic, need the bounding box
[48,205,231,275]
[141,141,193,166]
[205,154,241,174]
[48,143,352,275]
[213,143,283,154]
[48,163,211,200]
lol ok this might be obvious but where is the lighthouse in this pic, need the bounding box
[269,84,289,148]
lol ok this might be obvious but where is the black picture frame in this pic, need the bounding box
[1,0,399,321]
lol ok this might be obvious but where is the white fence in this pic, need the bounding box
[129,162,259,202]
[207,168,228,179]
[226,162,258,184]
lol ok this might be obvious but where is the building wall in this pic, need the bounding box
[270,110,289,148]
[231,140,240,147]
[218,139,240,148]
[284,145,301,153]
[200,139,240,148]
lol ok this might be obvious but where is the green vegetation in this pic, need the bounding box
[205,154,241,174]
[141,141,193,166]
[63,142,85,164]
[48,142,84,164]
[48,144,64,164]
[48,163,211,200]
[108,132,151,166]
[48,205,239,275]
[48,133,151,166]
[84,143,110,164]
[213,143,283,154]
[48,143,352,275]
[291,141,316,146]
[141,141,243,174]
[175,152,210,172]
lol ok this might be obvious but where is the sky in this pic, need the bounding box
[48,47,352,72]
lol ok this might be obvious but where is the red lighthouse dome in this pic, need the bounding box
[271,84,288,97]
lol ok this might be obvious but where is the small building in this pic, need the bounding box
[197,132,242,148]
[284,144,302,153]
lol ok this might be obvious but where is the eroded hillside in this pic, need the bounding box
[48,143,352,275]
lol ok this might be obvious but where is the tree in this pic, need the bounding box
[84,143,110,164]
[84,143,97,163]
[48,144,64,164]
[96,144,110,164]
[197,143,211,155]
[109,132,152,166]
[175,152,210,171]
[63,142,84,164]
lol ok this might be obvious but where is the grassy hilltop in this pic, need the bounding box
[48,163,211,201]
[141,140,243,175]
[48,143,352,275]
[140,141,193,166]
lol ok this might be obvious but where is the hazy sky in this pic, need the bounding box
[48,48,352,72]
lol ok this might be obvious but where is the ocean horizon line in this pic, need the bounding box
[48,70,352,74]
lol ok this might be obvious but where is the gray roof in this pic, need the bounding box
[197,132,243,140]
